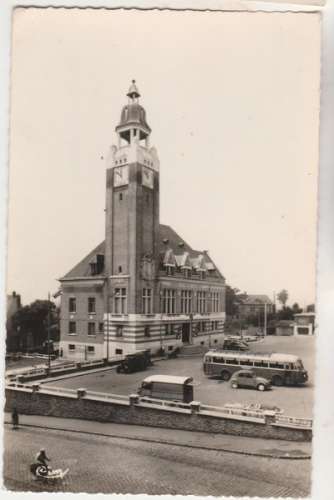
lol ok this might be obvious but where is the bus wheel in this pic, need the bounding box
[221,371,231,381]
[257,383,265,391]
[231,382,238,389]
[272,376,283,386]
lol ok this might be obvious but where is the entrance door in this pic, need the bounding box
[182,323,190,344]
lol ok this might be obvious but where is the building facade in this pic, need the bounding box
[59,82,226,360]
[6,291,22,351]
[293,313,315,336]
[237,295,274,319]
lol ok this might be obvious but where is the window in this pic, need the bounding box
[162,289,176,314]
[166,265,175,276]
[197,291,207,314]
[69,297,76,313]
[200,270,206,280]
[183,268,190,278]
[68,321,76,334]
[119,193,123,201]
[115,348,123,355]
[181,290,192,314]
[114,288,127,314]
[68,344,76,351]
[168,346,174,351]
[211,292,219,313]
[213,356,224,363]
[88,322,96,336]
[242,360,253,366]
[214,339,218,344]
[115,325,123,337]
[226,358,238,365]
[143,288,152,314]
[87,345,95,353]
[88,297,96,314]
[165,324,175,335]
[144,326,150,337]
[99,322,104,333]
[118,265,122,273]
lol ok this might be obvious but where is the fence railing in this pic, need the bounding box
[274,414,312,429]
[199,403,266,421]
[5,382,312,431]
[139,396,192,411]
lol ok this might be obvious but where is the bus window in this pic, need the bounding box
[241,360,253,366]
[226,359,238,365]
[269,362,278,368]
[276,363,284,369]
[294,360,304,370]
[213,356,223,363]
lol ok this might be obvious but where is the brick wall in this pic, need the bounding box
[5,387,311,442]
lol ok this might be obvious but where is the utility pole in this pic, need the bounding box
[47,292,51,373]
[264,302,267,337]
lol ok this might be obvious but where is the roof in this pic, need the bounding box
[241,295,273,305]
[61,241,105,280]
[142,375,194,385]
[61,224,224,280]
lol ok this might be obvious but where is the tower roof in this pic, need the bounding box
[126,79,140,99]
[116,80,151,136]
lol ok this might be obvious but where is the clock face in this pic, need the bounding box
[113,165,129,187]
[142,166,154,189]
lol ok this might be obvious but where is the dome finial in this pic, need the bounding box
[127,79,140,100]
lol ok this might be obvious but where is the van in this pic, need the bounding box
[137,375,194,403]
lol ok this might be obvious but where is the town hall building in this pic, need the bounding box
[59,82,226,360]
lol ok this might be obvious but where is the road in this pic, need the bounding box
[46,336,315,417]
[3,425,310,496]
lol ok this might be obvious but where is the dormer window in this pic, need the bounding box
[200,270,206,280]
[183,268,191,278]
[166,265,175,276]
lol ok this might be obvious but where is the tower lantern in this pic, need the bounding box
[116,80,151,147]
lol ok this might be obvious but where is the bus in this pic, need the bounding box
[203,350,308,386]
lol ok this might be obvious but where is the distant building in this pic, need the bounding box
[6,291,21,351]
[293,313,315,336]
[237,295,274,319]
[58,82,226,361]
[275,320,294,336]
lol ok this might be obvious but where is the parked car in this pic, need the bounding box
[116,350,153,374]
[230,369,271,391]
[222,339,249,351]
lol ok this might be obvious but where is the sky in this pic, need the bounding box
[6,8,320,307]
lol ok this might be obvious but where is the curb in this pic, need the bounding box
[4,421,311,460]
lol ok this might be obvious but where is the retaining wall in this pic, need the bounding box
[5,386,312,442]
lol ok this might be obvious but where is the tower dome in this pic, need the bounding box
[116,80,151,144]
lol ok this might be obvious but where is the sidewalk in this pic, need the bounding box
[4,413,311,460]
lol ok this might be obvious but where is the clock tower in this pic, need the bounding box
[105,81,160,314]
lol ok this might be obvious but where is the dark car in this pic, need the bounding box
[222,339,249,351]
[116,350,153,374]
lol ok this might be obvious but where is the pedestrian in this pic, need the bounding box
[35,448,51,469]
[11,407,19,430]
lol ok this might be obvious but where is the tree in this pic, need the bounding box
[277,289,289,309]
[292,303,303,315]
[11,300,59,351]
[225,285,247,318]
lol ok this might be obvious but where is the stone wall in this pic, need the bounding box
[5,387,312,442]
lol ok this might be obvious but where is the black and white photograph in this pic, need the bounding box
[1,2,331,498]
